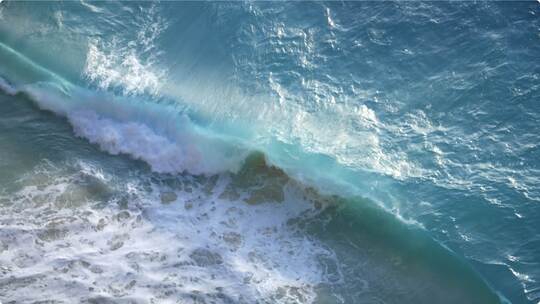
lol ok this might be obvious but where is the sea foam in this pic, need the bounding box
[0,158,335,303]
[0,76,249,175]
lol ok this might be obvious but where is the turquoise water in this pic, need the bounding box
[0,1,538,303]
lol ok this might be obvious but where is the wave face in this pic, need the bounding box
[0,1,539,303]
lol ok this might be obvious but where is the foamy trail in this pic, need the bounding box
[0,43,250,176]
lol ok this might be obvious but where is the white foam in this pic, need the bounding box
[69,109,244,175]
[0,160,337,303]
[85,41,164,96]
[84,3,167,96]
[325,7,336,29]
[80,0,104,13]
[1,80,248,176]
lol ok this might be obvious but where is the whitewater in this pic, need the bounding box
[0,1,539,304]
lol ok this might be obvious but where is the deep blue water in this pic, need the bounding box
[0,1,539,303]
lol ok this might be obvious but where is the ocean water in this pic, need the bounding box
[0,1,538,303]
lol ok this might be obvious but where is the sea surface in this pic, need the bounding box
[0,1,539,303]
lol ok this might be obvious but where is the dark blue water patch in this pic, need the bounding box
[472,260,532,304]
[393,177,540,304]
[304,197,502,304]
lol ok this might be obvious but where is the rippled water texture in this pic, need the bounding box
[0,1,539,303]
